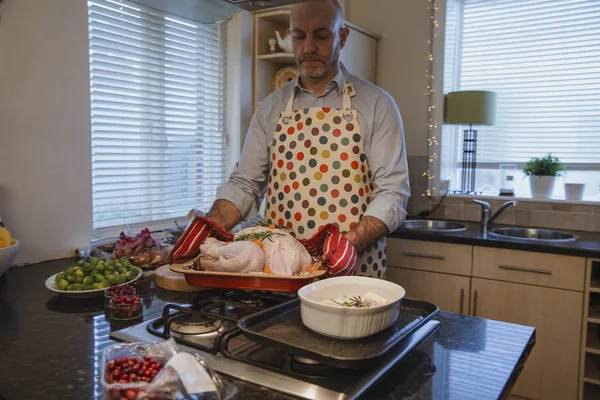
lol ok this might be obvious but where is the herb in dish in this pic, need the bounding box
[324,292,388,308]
[332,296,371,308]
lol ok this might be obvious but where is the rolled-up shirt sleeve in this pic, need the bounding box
[216,103,271,219]
[363,92,410,233]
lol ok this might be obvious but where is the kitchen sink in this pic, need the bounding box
[401,220,468,232]
[489,227,579,243]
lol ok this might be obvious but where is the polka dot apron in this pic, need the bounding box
[265,80,386,279]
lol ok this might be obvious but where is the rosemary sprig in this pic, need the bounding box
[254,220,290,230]
[332,296,370,308]
[234,231,283,243]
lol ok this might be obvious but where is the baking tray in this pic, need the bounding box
[169,263,327,293]
[237,298,439,369]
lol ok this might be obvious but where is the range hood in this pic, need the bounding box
[130,0,302,24]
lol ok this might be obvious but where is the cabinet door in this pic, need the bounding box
[340,27,377,83]
[471,278,583,400]
[387,267,470,314]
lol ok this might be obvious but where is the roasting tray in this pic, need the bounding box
[237,298,439,369]
[169,263,327,292]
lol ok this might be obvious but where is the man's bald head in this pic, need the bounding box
[292,0,344,31]
[290,0,349,81]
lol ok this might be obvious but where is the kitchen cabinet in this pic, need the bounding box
[387,267,470,314]
[387,238,473,276]
[473,247,586,292]
[471,277,583,400]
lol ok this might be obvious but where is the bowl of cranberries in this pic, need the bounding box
[108,295,143,320]
[105,284,136,306]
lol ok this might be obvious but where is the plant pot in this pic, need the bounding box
[564,183,585,201]
[529,176,556,199]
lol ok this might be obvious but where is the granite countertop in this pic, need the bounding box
[390,220,600,258]
[0,259,535,400]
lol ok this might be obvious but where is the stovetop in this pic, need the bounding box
[111,289,439,400]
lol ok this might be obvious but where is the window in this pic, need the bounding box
[441,0,600,200]
[87,0,227,236]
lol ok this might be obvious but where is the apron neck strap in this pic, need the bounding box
[282,77,355,123]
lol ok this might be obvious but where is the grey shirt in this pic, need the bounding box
[216,62,410,233]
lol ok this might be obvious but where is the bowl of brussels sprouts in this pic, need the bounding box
[45,257,142,298]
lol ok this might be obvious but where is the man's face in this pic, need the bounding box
[290,2,349,79]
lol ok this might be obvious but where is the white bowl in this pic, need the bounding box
[298,276,406,339]
[0,240,20,278]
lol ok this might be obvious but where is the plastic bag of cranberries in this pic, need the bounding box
[101,338,236,400]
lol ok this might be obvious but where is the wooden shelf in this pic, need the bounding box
[587,327,600,355]
[255,9,291,25]
[257,53,295,63]
[591,276,600,293]
[589,306,600,324]
[584,355,600,385]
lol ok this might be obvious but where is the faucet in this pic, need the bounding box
[473,199,518,235]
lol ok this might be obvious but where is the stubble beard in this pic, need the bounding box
[298,45,341,79]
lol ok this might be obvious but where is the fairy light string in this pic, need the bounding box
[424,0,440,198]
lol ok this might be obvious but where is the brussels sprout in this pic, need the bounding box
[67,276,76,284]
[66,267,76,276]
[74,276,84,284]
[94,274,105,283]
[56,273,65,281]
[105,261,113,266]
[82,284,92,291]
[75,270,84,277]
[77,260,85,266]
[118,267,127,275]
[96,265,105,273]
[105,265,115,272]
[82,265,92,275]
[98,280,110,289]
[83,276,95,285]
[57,279,69,290]
[125,271,136,281]
[106,275,117,285]
[72,284,83,291]
[115,276,126,285]
[74,266,81,271]
[92,282,101,290]
[91,258,99,265]
[67,284,77,291]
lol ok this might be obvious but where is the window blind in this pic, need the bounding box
[446,0,600,167]
[88,0,227,235]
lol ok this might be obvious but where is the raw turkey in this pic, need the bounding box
[199,238,265,273]
[234,226,313,276]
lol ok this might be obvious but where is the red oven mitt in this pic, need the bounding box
[168,214,233,264]
[300,224,357,277]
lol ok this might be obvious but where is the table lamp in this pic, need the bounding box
[444,90,497,194]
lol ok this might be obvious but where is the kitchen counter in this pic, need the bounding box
[0,259,535,400]
[390,220,600,258]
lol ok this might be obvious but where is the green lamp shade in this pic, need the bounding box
[444,91,497,125]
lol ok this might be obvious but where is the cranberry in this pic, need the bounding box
[124,390,137,400]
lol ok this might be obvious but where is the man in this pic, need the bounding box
[208,0,409,278]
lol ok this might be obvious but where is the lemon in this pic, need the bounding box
[0,227,12,247]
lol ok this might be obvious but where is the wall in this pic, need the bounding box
[0,0,94,264]
[345,0,433,216]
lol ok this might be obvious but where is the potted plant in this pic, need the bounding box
[523,154,564,199]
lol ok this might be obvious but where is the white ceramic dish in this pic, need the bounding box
[297,276,406,339]
[0,240,20,278]
[45,268,142,298]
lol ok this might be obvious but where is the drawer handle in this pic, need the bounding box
[498,265,552,275]
[401,252,445,260]
[459,288,465,315]
[473,290,478,317]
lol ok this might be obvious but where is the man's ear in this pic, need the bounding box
[339,26,350,49]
